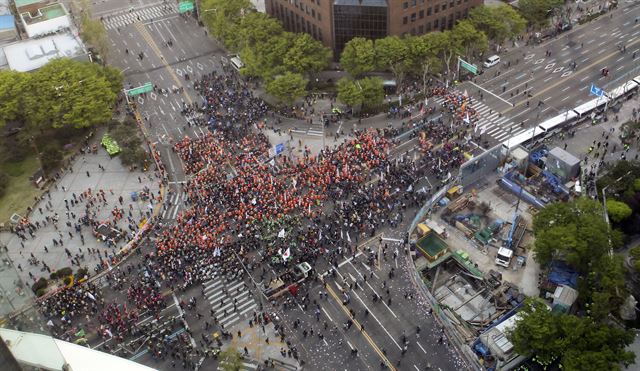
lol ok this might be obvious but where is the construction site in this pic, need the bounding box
[409,144,586,370]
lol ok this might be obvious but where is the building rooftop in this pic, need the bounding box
[14,0,45,8]
[20,3,70,38]
[0,14,14,30]
[3,31,86,72]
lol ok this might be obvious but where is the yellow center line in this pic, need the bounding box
[503,37,640,113]
[133,22,193,105]
[325,283,396,371]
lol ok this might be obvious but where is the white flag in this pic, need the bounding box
[251,198,257,205]
[282,248,291,260]
[463,112,470,124]
[480,125,487,135]
[347,232,351,243]
[278,228,286,238]
[213,247,221,257]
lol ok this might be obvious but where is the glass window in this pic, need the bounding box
[411,0,417,6]
[442,3,447,10]
[418,25,424,33]
[419,10,424,19]
[312,9,315,18]
[318,12,321,21]
[426,21,431,31]
[403,2,408,9]
[403,16,408,24]
[450,1,454,8]
[427,7,432,15]
[419,0,425,3]
[411,13,416,22]
[333,3,388,54]
[434,19,439,28]
[434,4,439,13]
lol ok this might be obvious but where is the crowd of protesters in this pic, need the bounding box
[28,64,480,369]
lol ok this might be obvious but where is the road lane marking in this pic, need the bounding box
[324,284,396,370]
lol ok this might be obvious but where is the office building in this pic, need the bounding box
[266,0,483,54]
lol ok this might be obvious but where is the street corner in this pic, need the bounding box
[225,320,292,366]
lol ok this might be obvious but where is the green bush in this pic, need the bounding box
[41,146,63,174]
[31,277,48,293]
[75,267,89,280]
[49,272,58,280]
[35,288,46,297]
[56,267,73,278]
[63,276,72,286]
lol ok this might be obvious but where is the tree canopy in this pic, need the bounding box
[283,33,332,76]
[606,199,633,223]
[340,37,376,77]
[517,0,564,28]
[374,36,410,87]
[336,78,363,108]
[265,72,307,104]
[509,298,636,371]
[405,34,443,94]
[469,5,527,44]
[0,59,120,132]
[451,20,488,61]
[359,77,385,110]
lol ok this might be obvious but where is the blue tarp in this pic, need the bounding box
[548,261,579,288]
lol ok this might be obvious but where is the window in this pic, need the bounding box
[312,9,315,18]
[434,4,439,13]
[441,17,446,30]
[411,27,416,35]
[426,22,432,31]
[294,0,298,8]
[419,10,424,19]
[318,13,321,21]
[427,7,432,15]
[419,0,425,3]
[403,16,408,24]
[411,12,416,22]
[457,0,461,4]
[418,25,424,33]
[433,19,439,28]
[450,1,454,8]
[442,3,447,10]
[455,11,460,19]
[411,0,417,6]
[463,8,468,16]
[319,30,323,41]
[403,2,408,9]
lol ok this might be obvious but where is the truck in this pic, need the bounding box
[263,262,313,300]
[495,213,527,268]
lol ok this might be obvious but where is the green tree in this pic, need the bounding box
[230,11,284,51]
[374,36,409,88]
[240,32,294,79]
[359,77,384,110]
[517,0,563,28]
[284,33,332,76]
[80,14,110,64]
[336,78,363,108]
[218,347,244,371]
[607,200,633,223]
[340,37,376,77]
[88,64,123,96]
[266,72,307,104]
[405,34,442,94]
[40,145,63,174]
[22,59,117,131]
[0,70,29,127]
[509,298,636,370]
[451,20,488,61]
[201,0,254,49]
[532,198,611,273]
[509,298,563,365]
[469,5,527,44]
[429,31,462,81]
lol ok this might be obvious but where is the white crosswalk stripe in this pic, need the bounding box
[203,276,257,329]
[218,360,259,370]
[102,4,177,30]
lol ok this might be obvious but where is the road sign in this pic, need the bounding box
[127,82,153,96]
[590,84,604,97]
[275,143,285,155]
[178,1,194,13]
[459,58,478,75]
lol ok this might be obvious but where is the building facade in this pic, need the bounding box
[266,0,483,55]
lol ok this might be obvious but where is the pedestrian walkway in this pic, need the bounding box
[161,191,184,221]
[203,276,257,329]
[433,95,527,141]
[290,121,324,137]
[218,359,259,370]
[102,4,177,30]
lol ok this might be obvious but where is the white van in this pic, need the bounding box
[229,55,244,71]
[483,55,500,68]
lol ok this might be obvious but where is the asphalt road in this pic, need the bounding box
[458,1,640,144]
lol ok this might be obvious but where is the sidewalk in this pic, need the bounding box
[0,146,160,303]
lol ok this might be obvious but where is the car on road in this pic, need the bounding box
[483,55,501,68]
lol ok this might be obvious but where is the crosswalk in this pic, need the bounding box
[291,122,324,137]
[433,96,528,142]
[102,4,177,30]
[203,275,258,329]
[162,191,184,221]
[218,360,259,370]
